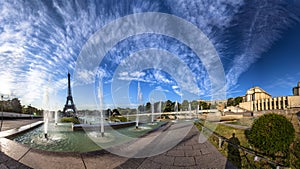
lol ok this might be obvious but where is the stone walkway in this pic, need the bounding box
[115,126,236,169]
[0,119,42,131]
[0,120,235,169]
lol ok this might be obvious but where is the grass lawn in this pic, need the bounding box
[226,117,255,127]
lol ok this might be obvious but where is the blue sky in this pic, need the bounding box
[0,0,300,110]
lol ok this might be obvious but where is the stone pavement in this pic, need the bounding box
[115,126,236,169]
[0,119,236,169]
[0,119,42,131]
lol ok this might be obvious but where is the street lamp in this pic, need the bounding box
[0,95,3,131]
[0,94,10,132]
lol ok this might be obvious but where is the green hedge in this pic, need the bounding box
[248,113,295,156]
[109,116,127,122]
[60,117,80,124]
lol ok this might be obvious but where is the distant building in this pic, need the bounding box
[239,83,300,111]
[293,82,300,96]
[224,106,246,113]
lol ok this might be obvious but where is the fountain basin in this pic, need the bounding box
[72,121,136,131]
[11,121,166,152]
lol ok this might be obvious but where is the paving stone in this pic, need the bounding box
[192,143,207,150]
[200,147,211,155]
[0,164,9,169]
[17,163,32,169]
[128,158,146,165]
[160,166,185,169]
[0,138,30,160]
[4,158,22,169]
[118,158,146,169]
[184,150,201,157]
[20,149,85,169]
[82,153,127,169]
[0,152,10,163]
[118,160,139,169]
[114,166,123,169]
[137,159,161,169]
[194,154,219,167]
[181,145,193,150]
[173,157,195,167]
[184,140,198,146]
[176,145,193,150]
[150,155,175,166]
[166,150,185,157]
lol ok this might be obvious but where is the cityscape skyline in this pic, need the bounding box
[1,1,300,110]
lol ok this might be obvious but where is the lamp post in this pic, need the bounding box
[0,94,11,132]
[0,95,3,131]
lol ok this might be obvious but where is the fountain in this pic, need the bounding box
[174,101,178,113]
[196,104,199,114]
[147,101,158,126]
[43,81,50,139]
[158,101,162,115]
[136,82,142,129]
[54,111,58,125]
[188,102,192,119]
[98,78,105,137]
[135,108,139,129]
[44,110,49,139]
[151,102,154,123]
[11,74,167,153]
[171,101,178,122]
[100,112,104,137]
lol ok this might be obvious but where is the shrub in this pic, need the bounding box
[60,117,80,124]
[248,113,295,156]
[110,116,127,122]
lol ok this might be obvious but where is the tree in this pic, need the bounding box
[199,101,210,110]
[106,109,112,117]
[11,98,22,113]
[112,109,120,116]
[227,98,234,107]
[138,105,144,112]
[145,102,151,113]
[234,97,243,106]
[227,97,243,107]
[163,100,173,112]
[181,100,189,110]
[191,100,198,110]
[247,113,295,157]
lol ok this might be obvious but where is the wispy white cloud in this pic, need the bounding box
[226,0,300,88]
[155,86,169,92]
[1,0,299,109]
[0,0,161,108]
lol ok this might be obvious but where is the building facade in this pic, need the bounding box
[239,84,300,111]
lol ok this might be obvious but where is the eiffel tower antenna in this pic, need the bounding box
[62,72,77,117]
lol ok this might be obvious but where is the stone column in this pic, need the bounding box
[265,99,269,110]
[283,97,286,109]
[269,98,273,110]
[274,98,277,109]
[261,99,265,110]
[277,97,281,109]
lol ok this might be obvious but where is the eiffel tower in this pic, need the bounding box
[62,72,77,117]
